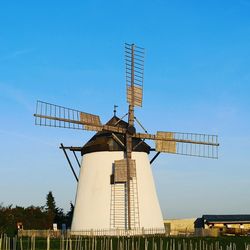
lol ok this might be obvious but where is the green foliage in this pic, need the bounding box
[45,191,57,228]
[46,191,57,213]
[65,202,74,228]
[45,191,73,229]
[0,192,73,236]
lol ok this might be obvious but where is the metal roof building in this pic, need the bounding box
[195,214,250,236]
[202,215,250,224]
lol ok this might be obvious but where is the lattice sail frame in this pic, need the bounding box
[155,131,218,159]
[34,100,102,131]
[125,43,144,107]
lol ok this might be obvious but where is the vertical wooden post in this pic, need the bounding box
[126,44,135,230]
[47,235,50,250]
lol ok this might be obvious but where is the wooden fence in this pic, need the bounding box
[18,228,166,237]
[1,234,250,250]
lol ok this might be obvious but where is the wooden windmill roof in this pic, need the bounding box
[81,116,151,155]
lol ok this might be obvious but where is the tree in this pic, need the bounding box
[45,191,68,229]
[46,191,57,213]
[45,191,58,228]
[66,202,74,228]
[0,191,74,234]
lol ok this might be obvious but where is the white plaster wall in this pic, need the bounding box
[71,151,164,231]
[135,152,164,229]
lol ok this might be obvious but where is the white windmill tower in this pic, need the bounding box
[34,43,219,234]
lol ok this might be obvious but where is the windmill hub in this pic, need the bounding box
[127,125,136,135]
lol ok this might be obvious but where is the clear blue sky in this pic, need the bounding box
[0,1,250,219]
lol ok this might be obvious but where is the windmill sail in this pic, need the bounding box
[125,43,144,107]
[155,131,218,158]
[134,131,219,159]
[34,101,127,133]
[34,100,102,131]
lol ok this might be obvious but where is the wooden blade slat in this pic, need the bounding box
[127,85,143,107]
[156,132,176,153]
[80,112,101,128]
[114,159,136,183]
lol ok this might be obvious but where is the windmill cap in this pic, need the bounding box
[81,116,151,155]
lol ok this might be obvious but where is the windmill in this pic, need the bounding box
[34,43,219,234]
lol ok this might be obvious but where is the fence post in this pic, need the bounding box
[47,235,50,250]
[0,235,2,250]
[13,236,17,250]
